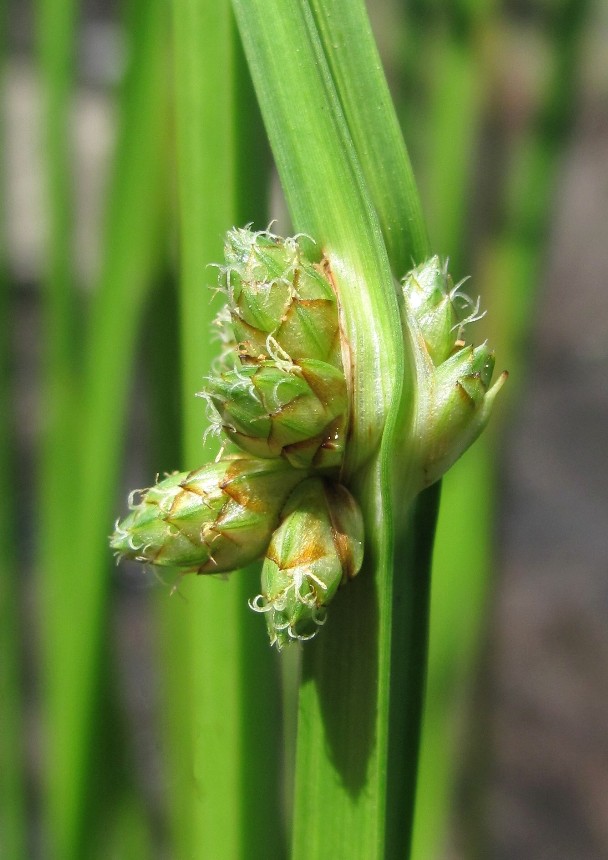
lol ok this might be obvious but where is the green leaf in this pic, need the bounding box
[307,0,429,275]
[0,17,26,852]
[40,1,169,853]
[165,3,283,857]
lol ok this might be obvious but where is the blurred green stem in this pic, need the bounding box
[488,0,592,382]
[409,4,499,858]
[0,25,26,854]
[35,0,79,853]
[35,7,80,845]
[0,289,26,860]
[35,0,79,580]
[163,3,282,857]
[423,4,495,275]
[413,2,591,857]
[42,0,169,854]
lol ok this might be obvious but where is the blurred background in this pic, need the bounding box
[3,0,607,857]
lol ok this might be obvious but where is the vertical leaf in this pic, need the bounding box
[0,15,26,852]
[164,2,282,857]
[413,2,591,856]
[41,0,170,854]
[308,0,429,274]
[35,0,79,584]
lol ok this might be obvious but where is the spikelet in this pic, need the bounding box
[207,227,349,471]
[205,358,347,470]
[401,257,507,489]
[111,457,305,573]
[250,478,364,649]
[220,226,343,367]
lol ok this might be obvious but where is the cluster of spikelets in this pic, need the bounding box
[111,227,506,648]
[112,227,362,648]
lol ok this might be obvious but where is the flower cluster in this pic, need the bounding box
[112,227,363,648]
[111,229,505,648]
[401,257,507,490]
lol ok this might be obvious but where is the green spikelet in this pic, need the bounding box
[206,227,349,470]
[220,226,343,367]
[402,255,485,365]
[401,257,507,490]
[251,478,364,649]
[111,457,306,573]
[205,358,347,470]
[420,343,506,487]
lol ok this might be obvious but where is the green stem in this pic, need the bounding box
[489,0,592,382]
[35,0,79,578]
[412,448,495,860]
[0,33,26,855]
[42,1,169,854]
[35,5,80,846]
[165,3,282,857]
[232,2,432,856]
[408,5,499,858]
[87,658,154,860]
[35,0,79,852]
[423,4,495,273]
[0,301,26,860]
[414,3,590,856]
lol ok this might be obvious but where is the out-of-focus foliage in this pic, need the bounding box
[0,0,598,857]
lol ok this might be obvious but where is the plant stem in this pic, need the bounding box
[413,2,590,855]
[35,0,79,586]
[407,4,499,857]
[35,0,79,850]
[35,2,80,847]
[166,3,282,857]
[232,2,435,856]
[41,1,169,853]
[423,4,495,274]
[412,448,495,860]
[0,283,26,860]
[0,28,26,855]
[487,0,592,383]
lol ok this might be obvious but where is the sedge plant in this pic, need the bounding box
[111,1,506,856]
[7,0,586,857]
